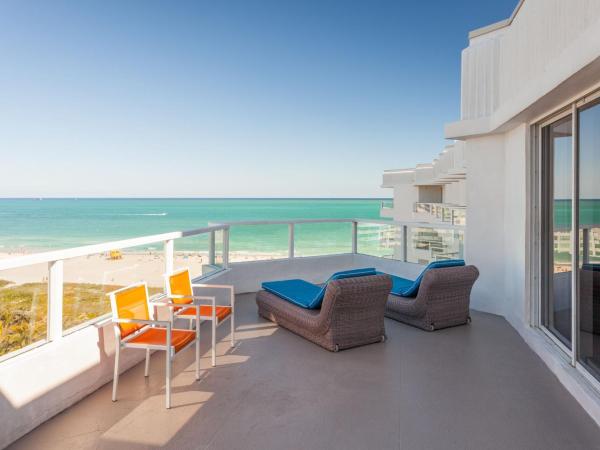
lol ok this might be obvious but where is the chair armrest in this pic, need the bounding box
[113,318,171,328]
[164,294,216,305]
[192,283,234,291]
[170,296,217,321]
[191,284,235,307]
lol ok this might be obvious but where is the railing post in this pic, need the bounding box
[582,227,590,265]
[351,221,358,254]
[223,227,230,268]
[288,223,295,258]
[209,231,216,265]
[48,260,64,342]
[164,239,174,274]
[402,225,408,262]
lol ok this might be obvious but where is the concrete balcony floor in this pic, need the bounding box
[9,294,600,450]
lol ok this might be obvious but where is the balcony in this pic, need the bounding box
[379,200,394,218]
[414,202,466,226]
[1,219,599,449]
[7,298,600,449]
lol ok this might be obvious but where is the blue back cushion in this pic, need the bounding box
[389,259,465,297]
[261,268,376,309]
[327,267,377,282]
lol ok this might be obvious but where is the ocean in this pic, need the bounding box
[554,199,600,228]
[0,198,387,254]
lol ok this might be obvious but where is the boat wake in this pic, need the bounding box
[119,213,168,216]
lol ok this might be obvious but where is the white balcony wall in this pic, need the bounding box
[381,170,414,188]
[391,184,418,221]
[413,165,435,185]
[461,124,527,320]
[0,253,426,448]
[451,141,467,170]
[463,134,506,317]
[460,35,500,120]
[443,181,467,206]
[457,0,600,127]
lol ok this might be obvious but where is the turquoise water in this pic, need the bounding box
[554,199,600,229]
[0,199,387,254]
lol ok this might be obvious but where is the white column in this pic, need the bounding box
[402,225,408,262]
[223,228,230,268]
[164,239,174,274]
[48,260,64,342]
[288,223,295,258]
[209,231,216,265]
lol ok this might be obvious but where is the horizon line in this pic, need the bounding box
[0,196,392,200]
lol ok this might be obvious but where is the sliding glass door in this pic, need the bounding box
[578,100,600,378]
[541,115,573,348]
[540,95,600,384]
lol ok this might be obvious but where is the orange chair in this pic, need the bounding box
[108,282,201,409]
[165,268,235,367]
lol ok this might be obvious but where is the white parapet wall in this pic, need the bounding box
[0,251,426,449]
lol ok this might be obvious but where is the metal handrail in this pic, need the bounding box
[0,224,229,271]
[0,218,465,271]
[0,217,466,360]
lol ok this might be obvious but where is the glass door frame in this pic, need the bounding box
[534,87,600,381]
[536,107,576,358]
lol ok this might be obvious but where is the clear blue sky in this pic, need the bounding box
[0,0,517,198]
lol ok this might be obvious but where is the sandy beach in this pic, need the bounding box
[0,250,286,287]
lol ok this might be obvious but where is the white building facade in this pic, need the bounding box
[445,0,600,423]
[381,142,467,225]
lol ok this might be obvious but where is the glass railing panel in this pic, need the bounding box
[357,222,402,259]
[228,224,288,262]
[213,229,225,267]
[294,222,352,257]
[452,209,466,226]
[175,232,222,276]
[443,208,452,222]
[0,263,48,357]
[415,203,431,214]
[406,226,464,265]
[62,245,166,333]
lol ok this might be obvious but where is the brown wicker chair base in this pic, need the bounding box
[256,274,392,352]
[385,265,479,331]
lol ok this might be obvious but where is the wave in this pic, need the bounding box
[118,213,168,216]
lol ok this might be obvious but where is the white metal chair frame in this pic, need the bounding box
[109,282,201,409]
[164,268,235,367]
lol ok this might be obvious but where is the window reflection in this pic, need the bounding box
[542,115,572,347]
[578,100,600,378]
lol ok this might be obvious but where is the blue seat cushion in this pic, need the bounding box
[388,275,415,296]
[387,259,465,297]
[261,267,376,309]
[261,279,323,309]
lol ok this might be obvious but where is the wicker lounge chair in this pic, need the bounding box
[256,274,392,352]
[385,265,479,331]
